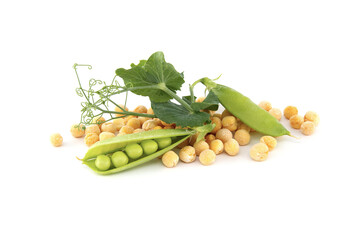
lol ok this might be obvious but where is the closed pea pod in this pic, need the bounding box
[81,129,195,175]
[200,78,290,137]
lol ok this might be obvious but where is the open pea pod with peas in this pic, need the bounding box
[81,129,195,175]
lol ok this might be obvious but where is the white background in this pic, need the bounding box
[1,1,359,239]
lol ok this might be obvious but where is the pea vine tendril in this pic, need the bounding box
[73,63,156,128]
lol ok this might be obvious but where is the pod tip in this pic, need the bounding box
[76,156,83,161]
[288,134,300,140]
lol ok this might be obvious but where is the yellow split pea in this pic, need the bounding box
[234,129,250,146]
[85,125,100,135]
[50,133,63,147]
[250,143,269,161]
[260,136,277,151]
[209,139,224,155]
[179,146,196,163]
[289,115,304,129]
[284,106,298,120]
[216,128,232,143]
[99,132,115,141]
[224,139,240,156]
[301,121,316,135]
[268,108,282,121]
[304,111,320,126]
[259,101,272,111]
[114,104,129,117]
[199,149,216,166]
[101,122,117,133]
[162,151,179,168]
[193,140,209,156]
[70,124,85,138]
[84,133,99,147]
[222,116,237,131]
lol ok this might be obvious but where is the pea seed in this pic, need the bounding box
[199,149,216,166]
[85,124,100,135]
[50,133,63,147]
[127,118,141,129]
[119,125,134,135]
[300,121,316,135]
[205,134,216,145]
[84,133,99,147]
[289,115,304,129]
[259,100,272,111]
[92,116,105,129]
[268,108,282,121]
[224,139,240,156]
[284,106,298,120]
[210,117,222,134]
[155,137,172,149]
[216,128,232,143]
[222,116,237,131]
[162,151,179,168]
[250,143,269,162]
[193,140,209,156]
[95,155,111,171]
[113,118,125,131]
[209,139,224,155]
[100,122,116,133]
[70,124,85,138]
[99,132,115,141]
[111,151,129,168]
[125,143,143,159]
[114,104,128,117]
[304,111,320,126]
[147,107,154,115]
[179,146,196,163]
[221,109,233,119]
[133,105,147,114]
[260,136,277,151]
[234,129,251,146]
[141,140,159,155]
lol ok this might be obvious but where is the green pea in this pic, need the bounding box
[141,140,158,155]
[155,137,172,149]
[95,155,111,171]
[125,143,143,159]
[111,151,129,168]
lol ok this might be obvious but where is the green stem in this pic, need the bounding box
[96,106,156,118]
[159,84,194,113]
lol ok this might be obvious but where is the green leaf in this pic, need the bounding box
[182,95,194,105]
[151,101,211,127]
[190,91,219,111]
[116,52,184,102]
[194,124,216,143]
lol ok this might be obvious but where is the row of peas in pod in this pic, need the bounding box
[95,137,172,171]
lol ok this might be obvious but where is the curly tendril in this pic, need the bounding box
[74,63,156,127]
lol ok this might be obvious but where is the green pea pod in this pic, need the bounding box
[81,129,195,175]
[201,78,290,137]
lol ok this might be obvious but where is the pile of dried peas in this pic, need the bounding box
[50,101,319,168]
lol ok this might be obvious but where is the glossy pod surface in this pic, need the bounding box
[82,129,195,175]
[202,79,290,137]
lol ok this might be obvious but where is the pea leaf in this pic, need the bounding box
[151,101,211,127]
[115,52,184,102]
[182,95,194,105]
[190,91,219,111]
[194,124,216,143]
